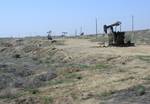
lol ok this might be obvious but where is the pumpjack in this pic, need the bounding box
[103,21,134,47]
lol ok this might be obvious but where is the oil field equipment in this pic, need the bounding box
[47,30,53,40]
[103,21,134,47]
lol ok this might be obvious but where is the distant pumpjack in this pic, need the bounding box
[62,32,68,37]
[47,30,53,40]
[80,32,84,36]
[104,21,134,47]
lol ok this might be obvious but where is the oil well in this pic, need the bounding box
[103,21,135,47]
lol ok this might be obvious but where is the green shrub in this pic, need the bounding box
[25,88,40,95]
[143,75,150,80]
[0,88,21,99]
[95,64,109,69]
[49,79,64,85]
[98,90,115,98]
[49,73,82,85]
[137,55,150,63]
[135,85,146,96]
[43,96,53,104]
[66,63,90,70]
[64,73,82,80]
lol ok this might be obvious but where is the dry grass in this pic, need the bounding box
[1,37,150,104]
[38,38,150,104]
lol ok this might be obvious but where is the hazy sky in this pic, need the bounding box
[0,0,150,37]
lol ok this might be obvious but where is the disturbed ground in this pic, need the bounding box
[0,36,150,104]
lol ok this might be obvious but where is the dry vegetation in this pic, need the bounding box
[0,30,150,104]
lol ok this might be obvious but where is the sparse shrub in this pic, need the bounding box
[0,63,8,68]
[15,96,42,104]
[14,77,25,88]
[135,85,146,96]
[35,71,57,82]
[0,64,16,73]
[66,63,90,71]
[93,64,109,71]
[0,74,14,89]
[15,39,24,46]
[0,42,13,47]
[0,88,19,99]
[64,73,82,80]
[22,45,38,53]
[15,68,34,77]
[115,76,135,82]
[25,78,44,88]
[143,75,150,80]
[43,96,53,104]
[49,79,64,85]
[81,92,94,100]
[49,73,82,85]
[137,55,150,63]
[95,64,107,69]
[99,90,115,98]
[38,60,43,64]
[28,88,40,95]
[32,57,38,61]
[13,54,21,58]
[25,71,57,88]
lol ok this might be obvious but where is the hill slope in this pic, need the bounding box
[0,30,150,104]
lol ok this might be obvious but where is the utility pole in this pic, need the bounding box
[96,18,98,38]
[120,24,122,32]
[47,30,52,35]
[80,26,82,34]
[132,15,134,32]
[62,32,68,37]
[132,15,135,43]
[75,29,77,36]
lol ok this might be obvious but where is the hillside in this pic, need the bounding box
[0,30,150,104]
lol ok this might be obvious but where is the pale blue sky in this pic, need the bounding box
[0,0,150,37]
